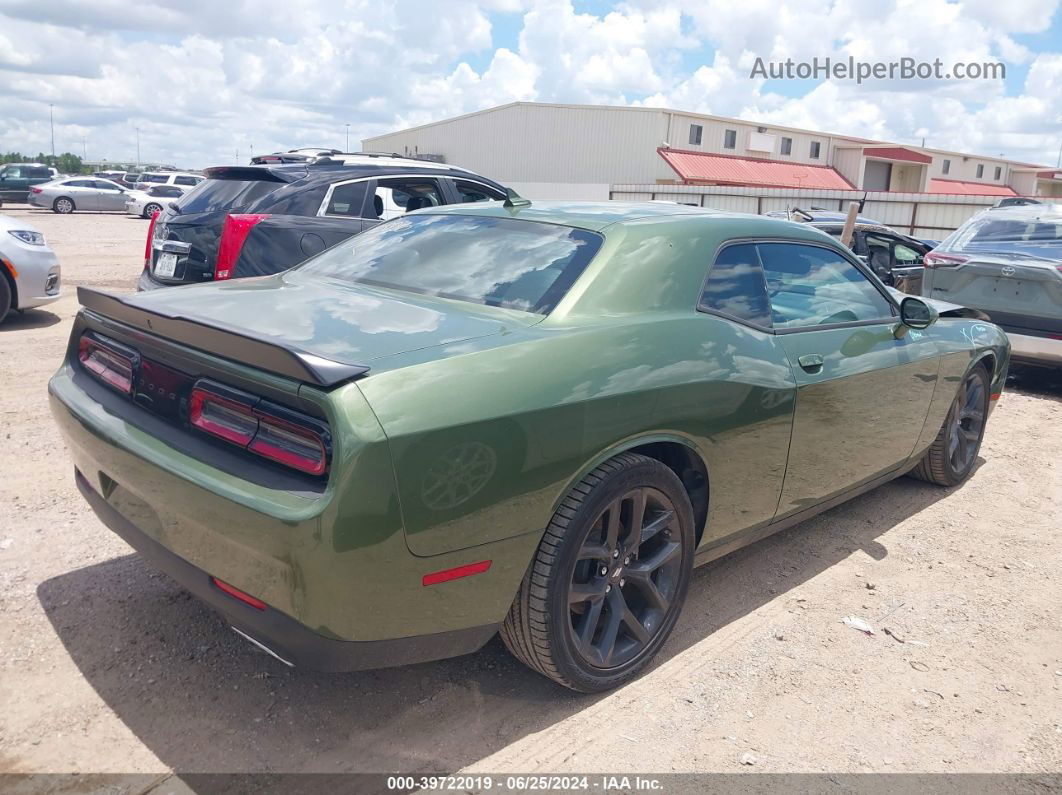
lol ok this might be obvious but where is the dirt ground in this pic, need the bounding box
[1,207,1060,777]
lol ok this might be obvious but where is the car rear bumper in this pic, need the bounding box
[74,469,497,671]
[1007,332,1062,365]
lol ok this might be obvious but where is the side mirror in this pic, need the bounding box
[899,296,937,330]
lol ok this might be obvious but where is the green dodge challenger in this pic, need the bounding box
[49,202,1009,692]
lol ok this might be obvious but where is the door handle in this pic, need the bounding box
[797,353,824,373]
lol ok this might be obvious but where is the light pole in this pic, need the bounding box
[49,104,55,158]
[345,123,350,152]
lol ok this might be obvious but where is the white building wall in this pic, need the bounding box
[831,147,864,188]
[364,104,669,185]
[668,113,834,165]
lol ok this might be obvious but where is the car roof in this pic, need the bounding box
[974,203,1062,221]
[415,200,798,232]
[203,161,505,188]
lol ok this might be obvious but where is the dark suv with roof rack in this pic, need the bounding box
[139,154,510,291]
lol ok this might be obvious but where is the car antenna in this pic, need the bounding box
[503,188,531,210]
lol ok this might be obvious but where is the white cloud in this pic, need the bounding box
[0,0,1058,168]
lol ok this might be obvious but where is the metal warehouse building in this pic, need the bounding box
[363,102,1062,202]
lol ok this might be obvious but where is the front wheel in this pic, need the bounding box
[909,365,989,486]
[143,203,162,218]
[501,452,695,692]
[53,197,75,214]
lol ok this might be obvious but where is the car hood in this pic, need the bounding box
[126,272,540,367]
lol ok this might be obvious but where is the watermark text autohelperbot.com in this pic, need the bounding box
[749,56,1005,83]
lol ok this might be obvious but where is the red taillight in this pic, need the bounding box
[189,380,329,475]
[189,387,258,446]
[211,577,267,610]
[30,186,43,194]
[214,213,270,281]
[78,333,137,394]
[144,210,160,269]
[923,251,969,268]
[422,560,492,586]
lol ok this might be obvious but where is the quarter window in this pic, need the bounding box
[324,181,369,217]
[758,242,893,329]
[700,244,772,327]
[689,124,703,146]
[723,129,737,149]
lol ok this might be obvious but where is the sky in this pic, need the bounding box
[1,0,1060,169]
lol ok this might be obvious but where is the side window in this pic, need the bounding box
[370,178,443,221]
[324,180,368,217]
[94,180,121,190]
[68,179,95,188]
[893,243,922,264]
[4,167,21,179]
[174,176,198,186]
[699,243,772,328]
[863,233,895,279]
[453,179,505,204]
[758,242,894,329]
[27,167,51,178]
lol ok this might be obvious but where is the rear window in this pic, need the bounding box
[944,214,1062,254]
[138,174,169,184]
[174,178,280,214]
[297,214,603,314]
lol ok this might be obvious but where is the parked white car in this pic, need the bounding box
[125,184,188,218]
[0,214,60,322]
[132,171,203,190]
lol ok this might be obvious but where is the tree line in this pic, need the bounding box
[1,151,88,174]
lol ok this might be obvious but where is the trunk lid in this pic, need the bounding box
[926,249,1062,336]
[123,273,538,377]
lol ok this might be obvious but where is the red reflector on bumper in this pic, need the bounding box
[211,577,267,610]
[422,560,492,586]
[990,392,1001,401]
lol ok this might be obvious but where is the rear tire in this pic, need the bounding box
[0,275,11,323]
[53,197,75,214]
[909,365,990,486]
[143,203,162,218]
[501,452,695,692]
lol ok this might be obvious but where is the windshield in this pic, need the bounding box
[297,214,603,314]
[943,213,1062,258]
[173,178,279,214]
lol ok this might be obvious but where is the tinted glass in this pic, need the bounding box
[700,244,772,327]
[173,176,199,186]
[758,243,893,328]
[298,214,602,314]
[454,179,505,203]
[324,181,368,216]
[94,180,122,190]
[139,174,168,184]
[67,179,95,188]
[26,167,51,178]
[174,178,280,214]
[943,215,1062,258]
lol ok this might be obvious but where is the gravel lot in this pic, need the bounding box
[1,207,1060,777]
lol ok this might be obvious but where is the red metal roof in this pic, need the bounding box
[927,178,1017,197]
[863,146,932,164]
[658,148,854,190]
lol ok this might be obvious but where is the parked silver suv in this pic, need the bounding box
[923,205,1062,367]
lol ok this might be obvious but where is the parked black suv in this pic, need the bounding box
[139,155,510,290]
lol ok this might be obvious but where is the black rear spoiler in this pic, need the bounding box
[77,287,369,388]
[202,165,302,182]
